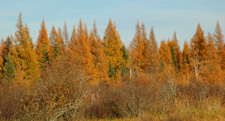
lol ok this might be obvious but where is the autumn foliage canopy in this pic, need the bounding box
[0,13,225,120]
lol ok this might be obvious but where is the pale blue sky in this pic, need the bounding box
[0,0,225,48]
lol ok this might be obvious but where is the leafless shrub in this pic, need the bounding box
[13,55,91,121]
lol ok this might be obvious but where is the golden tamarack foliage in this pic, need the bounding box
[0,13,225,120]
[36,20,50,61]
[0,13,224,88]
[0,13,224,87]
[103,19,123,80]
[10,13,39,82]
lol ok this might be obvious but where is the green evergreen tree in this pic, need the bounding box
[171,45,178,73]
[54,44,60,58]
[122,44,128,60]
[41,44,50,68]
[121,44,129,76]
[121,61,127,76]
[108,60,115,78]
[160,61,165,72]
[2,55,15,82]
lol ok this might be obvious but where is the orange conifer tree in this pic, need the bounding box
[213,22,225,70]
[69,25,79,52]
[49,26,61,58]
[190,23,208,81]
[89,21,109,83]
[63,21,69,49]
[159,40,175,83]
[130,22,145,75]
[170,32,183,71]
[76,19,98,84]
[204,33,223,84]
[148,27,160,74]
[103,19,123,79]
[58,27,65,54]
[142,26,160,75]
[36,19,50,61]
[0,37,14,80]
[11,13,40,82]
[0,37,12,59]
[182,41,191,71]
[141,23,151,73]
[159,40,172,67]
[181,41,191,85]
[191,24,208,61]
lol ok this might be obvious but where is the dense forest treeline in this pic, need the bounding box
[0,13,225,120]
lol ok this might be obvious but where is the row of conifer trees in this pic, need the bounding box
[0,13,225,86]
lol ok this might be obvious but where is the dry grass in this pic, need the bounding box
[85,98,225,121]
